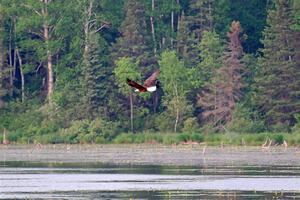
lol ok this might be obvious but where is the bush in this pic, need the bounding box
[292,114,300,133]
[78,133,95,144]
[204,134,222,145]
[34,134,64,144]
[89,118,120,141]
[227,104,265,133]
[177,133,190,142]
[57,118,120,144]
[162,134,180,145]
[155,114,174,132]
[182,117,199,133]
[113,133,134,144]
[95,136,106,144]
[270,122,290,133]
[144,133,163,143]
[133,134,146,143]
[200,124,216,135]
[271,134,284,145]
[7,131,23,142]
[191,133,204,142]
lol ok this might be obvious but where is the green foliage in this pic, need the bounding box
[177,133,190,142]
[113,133,134,144]
[292,0,300,30]
[191,30,223,88]
[272,134,284,144]
[82,34,108,118]
[0,0,300,145]
[254,0,300,128]
[228,0,268,53]
[111,0,155,70]
[59,118,120,144]
[190,133,204,142]
[162,134,180,145]
[159,50,192,132]
[114,57,141,94]
[182,117,199,133]
[292,113,300,133]
[226,104,265,133]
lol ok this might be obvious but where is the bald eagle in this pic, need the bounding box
[126,69,160,92]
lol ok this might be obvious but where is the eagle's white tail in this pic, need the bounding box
[146,86,157,92]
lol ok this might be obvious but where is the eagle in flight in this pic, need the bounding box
[126,69,160,92]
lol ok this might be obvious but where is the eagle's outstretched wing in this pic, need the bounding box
[126,79,147,92]
[143,69,160,87]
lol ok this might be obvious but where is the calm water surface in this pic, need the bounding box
[1,161,300,199]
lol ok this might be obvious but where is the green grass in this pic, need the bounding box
[2,130,300,146]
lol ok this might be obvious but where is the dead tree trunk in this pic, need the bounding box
[0,12,5,108]
[150,0,156,54]
[171,7,174,47]
[42,0,54,103]
[174,84,179,132]
[129,90,134,133]
[16,48,25,102]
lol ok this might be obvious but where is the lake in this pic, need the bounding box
[1,145,300,199]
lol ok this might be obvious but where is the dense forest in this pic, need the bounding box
[0,0,300,144]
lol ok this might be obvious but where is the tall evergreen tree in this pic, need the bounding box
[111,0,155,73]
[177,0,215,67]
[254,0,300,128]
[194,30,223,87]
[213,0,230,36]
[198,21,245,129]
[83,34,104,118]
[176,12,197,66]
[0,11,5,108]
[293,0,300,30]
[80,0,111,119]
[188,0,214,40]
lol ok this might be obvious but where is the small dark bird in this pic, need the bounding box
[126,69,160,92]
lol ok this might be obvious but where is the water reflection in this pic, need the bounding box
[1,162,300,199]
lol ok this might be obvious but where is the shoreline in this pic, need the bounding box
[1,144,300,167]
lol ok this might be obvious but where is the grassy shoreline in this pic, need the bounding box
[1,131,300,147]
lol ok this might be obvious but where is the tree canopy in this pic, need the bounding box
[0,0,300,144]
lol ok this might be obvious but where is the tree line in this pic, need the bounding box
[0,0,299,144]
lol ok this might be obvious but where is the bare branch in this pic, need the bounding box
[35,62,43,74]
[29,30,44,38]
[22,4,42,16]
[93,24,109,33]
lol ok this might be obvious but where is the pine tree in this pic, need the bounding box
[111,0,155,73]
[213,0,230,37]
[198,21,245,129]
[0,11,5,108]
[254,0,300,127]
[177,0,214,67]
[188,0,214,40]
[195,30,223,87]
[176,12,198,67]
[293,0,300,30]
[79,0,111,119]
[83,34,104,118]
